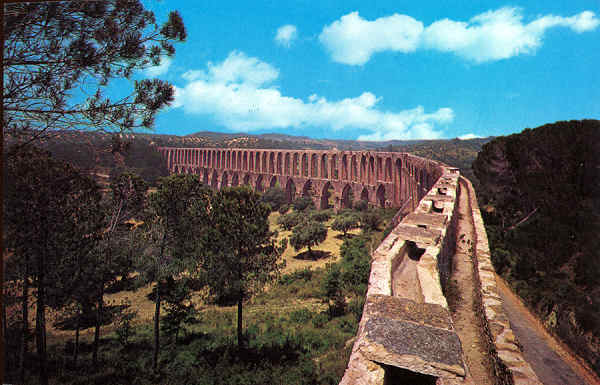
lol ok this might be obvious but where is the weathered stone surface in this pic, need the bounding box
[404,213,448,229]
[362,317,466,377]
[393,224,441,245]
[366,295,454,331]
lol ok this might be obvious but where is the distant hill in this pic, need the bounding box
[473,120,600,374]
[6,129,491,187]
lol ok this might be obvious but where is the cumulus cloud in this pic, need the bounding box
[144,57,172,77]
[275,24,298,47]
[319,12,423,65]
[173,51,453,139]
[320,8,599,64]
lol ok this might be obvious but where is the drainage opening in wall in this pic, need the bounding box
[382,364,438,385]
[437,187,447,195]
[431,201,444,213]
[406,241,426,261]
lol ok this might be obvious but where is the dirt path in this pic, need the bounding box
[447,180,495,385]
[496,277,600,385]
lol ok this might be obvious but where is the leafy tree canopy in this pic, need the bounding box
[4,0,186,138]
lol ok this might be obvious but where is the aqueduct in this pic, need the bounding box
[158,147,441,211]
[158,146,543,385]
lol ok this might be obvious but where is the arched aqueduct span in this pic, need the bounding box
[158,146,542,385]
[158,147,443,211]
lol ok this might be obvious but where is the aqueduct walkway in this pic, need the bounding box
[157,146,547,384]
[158,147,443,210]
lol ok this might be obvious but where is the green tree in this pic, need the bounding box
[360,210,382,232]
[290,220,328,257]
[277,211,302,231]
[260,186,287,212]
[4,1,186,138]
[4,147,104,385]
[204,187,284,348]
[331,213,360,237]
[90,171,147,364]
[140,174,212,372]
[293,196,316,211]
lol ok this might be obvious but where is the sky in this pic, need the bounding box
[134,0,600,141]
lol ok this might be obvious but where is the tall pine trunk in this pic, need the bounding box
[237,295,243,349]
[92,285,103,365]
[19,262,29,383]
[36,266,48,385]
[73,306,81,367]
[153,281,161,372]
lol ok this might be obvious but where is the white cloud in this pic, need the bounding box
[320,8,599,64]
[458,133,481,140]
[319,11,423,65]
[275,25,298,47]
[174,51,453,140]
[144,57,172,77]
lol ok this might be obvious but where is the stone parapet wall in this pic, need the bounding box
[340,164,464,385]
[462,177,542,385]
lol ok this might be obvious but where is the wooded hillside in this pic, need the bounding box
[473,120,600,374]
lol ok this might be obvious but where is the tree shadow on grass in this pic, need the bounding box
[334,233,356,240]
[293,250,332,261]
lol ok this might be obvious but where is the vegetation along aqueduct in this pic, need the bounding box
[159,146,543,385]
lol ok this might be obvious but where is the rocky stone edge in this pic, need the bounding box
[462,177,542,385]
[339,164,462,385]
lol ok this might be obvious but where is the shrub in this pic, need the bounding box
[293,196,315,211]
[290,308,314,324]
[278,204,290,215]
[353,199,369,211]
[277,211,302,231]
[309,209,333,223]
[261,187,287,212]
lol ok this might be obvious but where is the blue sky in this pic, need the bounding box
[136,0,600,140]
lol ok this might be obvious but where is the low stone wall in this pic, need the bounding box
[462,177,542,385]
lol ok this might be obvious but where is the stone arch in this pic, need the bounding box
[360,187,369,202]
[369,156,375,184]
[262,152,267,174]
[301,153,308,177]
[243,173,251,186]
[284,153,291,175]
[360,155,367,183]
[376,184,386,208]
[202,168,209,184]
[256,175,264,192]
[269,152,275,174]
[351,155,358,181]
[221,171,229,189]
[269,175,278,188]
[293,153,299,176]
[231,173,239,187]
[243,152,248,171]
[331,154,338,179]
[285,178,296,203]
[341,154,348,180]
[232,152,237,170]
[277,153,282,174]
[341,184,353,209]
[255,152,261,173]
[211,170,219,189]
[385,158,392,182]
[321,154,328,178]
[311,154,318,177]
[302,180,313,197]
[320,182,333,210]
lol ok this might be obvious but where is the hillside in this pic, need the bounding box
[472,120,600,374]
[9,129,489,187]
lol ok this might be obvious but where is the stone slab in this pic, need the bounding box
[404,213,448,229]
[393,224,441,245]
[366,295,454,331]
[363,317,465,376]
